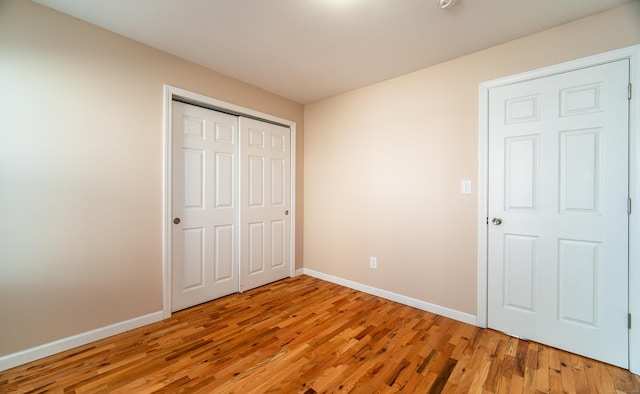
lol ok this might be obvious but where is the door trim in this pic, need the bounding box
[477,45,640,374]
[162,85,297,319]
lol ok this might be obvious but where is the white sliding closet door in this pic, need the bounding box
[171,102,292,311]
[171,101,239,312]
[239,117,291,292]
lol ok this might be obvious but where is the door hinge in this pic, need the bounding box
[629,313,632,329]
[629,198,632,215]
[486,217,489,225]
[630,83,633,100]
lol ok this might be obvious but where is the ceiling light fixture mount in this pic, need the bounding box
[436,0,458,9]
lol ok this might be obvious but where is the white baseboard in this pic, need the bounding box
[0,311,163,372]
[301,268,477,326]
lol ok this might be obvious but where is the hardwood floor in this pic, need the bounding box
[1,275,638,393]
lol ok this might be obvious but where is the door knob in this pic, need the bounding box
[284,210,289,215]
[492,218,503,225]
[173,218,181,224]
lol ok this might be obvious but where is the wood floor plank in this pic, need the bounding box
[547,346,564,394]
[1,275,638,393]
[535,343,550,393]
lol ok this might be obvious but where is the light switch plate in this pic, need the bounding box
[461,180,472,195]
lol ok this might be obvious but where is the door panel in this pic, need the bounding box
[171,101,239,312]
[248,222,265,274]
[488,60,629,367]
[215,153,234,208]
[503,234,536,312]
[505,135,538,210]
[558,239,598,326]
[248,156,264,206]
[181,227,205,290]
[240,117,291,291]
[271,219,285,269]
[559,129,600,212]
[214,224,234,281]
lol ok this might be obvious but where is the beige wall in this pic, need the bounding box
[0,0,304,357]
[303,2,640,315]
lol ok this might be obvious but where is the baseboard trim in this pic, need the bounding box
[301,268,477,326]
[0,311,163,372]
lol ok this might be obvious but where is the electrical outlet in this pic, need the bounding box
[370,256,377,269]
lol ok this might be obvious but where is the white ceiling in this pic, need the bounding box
[34,0,636,104]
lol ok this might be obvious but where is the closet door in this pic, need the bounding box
[239,117,291,291]
[171,101,239,311]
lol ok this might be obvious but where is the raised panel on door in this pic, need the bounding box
[505,135,538,211]
[248,156,264,207]
[503,234,537,312]
[248,222,265,274]
[183,149,205,209]
[559,129,601,213]
[558,239,599,326]
[240,117,291,292]
[271,219,285,269]
[214,224,234,282]
[487,60,629,367]
[215,152,234,208]
[180,227,205,290]
[171,101,239,312]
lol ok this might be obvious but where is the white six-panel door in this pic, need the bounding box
[239,117,291,292]
[487,60,629,367]
[171,101,240,312]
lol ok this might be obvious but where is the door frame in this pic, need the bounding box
[162,85,297,319]
[477,45,640,374]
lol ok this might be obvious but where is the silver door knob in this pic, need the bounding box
[173,218,181,224]
[492,218,503,225]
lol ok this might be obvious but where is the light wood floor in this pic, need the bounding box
[1,275,638,393]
